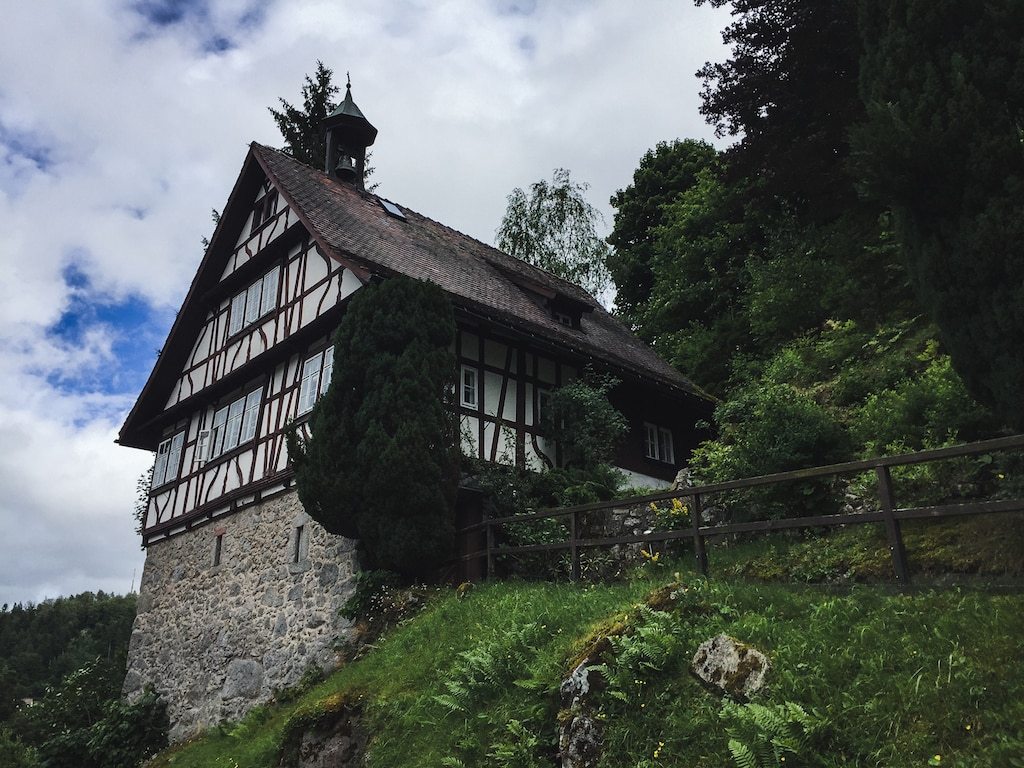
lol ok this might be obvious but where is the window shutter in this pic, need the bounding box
[152,438,170,488]
[196,429,211,464]
[298,352,322,415]
[240,389,262,443]
[319,346,334,395]
[211,406,229,457]
[165,432,185,484]
[244,282,261,325]
[229,293,245,336]
[259,267,279,317]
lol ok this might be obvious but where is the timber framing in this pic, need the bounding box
[122,140,713,544]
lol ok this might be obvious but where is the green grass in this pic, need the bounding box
[149,554,1024,768]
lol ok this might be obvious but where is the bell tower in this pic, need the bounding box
[322,75,378,189]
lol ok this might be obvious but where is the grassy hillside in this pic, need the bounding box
[150,544,1024,768]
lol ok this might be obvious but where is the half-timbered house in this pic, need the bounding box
[117,86,712,739]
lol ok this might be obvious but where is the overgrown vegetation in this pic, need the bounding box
[145,558,1024,768]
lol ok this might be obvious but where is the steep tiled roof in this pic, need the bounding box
[254,143,706,399]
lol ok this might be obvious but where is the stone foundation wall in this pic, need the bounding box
[122,491,358,742]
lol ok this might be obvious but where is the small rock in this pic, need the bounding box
[559,714,601,768]
[559,660,592,710]
[691,634,770,700]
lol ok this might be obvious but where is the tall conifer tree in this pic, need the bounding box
[288,277,459,579]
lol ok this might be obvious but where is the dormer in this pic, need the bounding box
[485,258,594,330]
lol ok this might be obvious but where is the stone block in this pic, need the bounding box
[691,634,770,700]
[222,659,263,699]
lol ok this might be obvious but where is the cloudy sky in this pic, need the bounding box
[0,0,731,607]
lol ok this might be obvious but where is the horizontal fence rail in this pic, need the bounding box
[457,434,1024,585]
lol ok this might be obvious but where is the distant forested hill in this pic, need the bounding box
[0,592,136,722]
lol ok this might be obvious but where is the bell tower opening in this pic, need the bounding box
[322,74,378,189]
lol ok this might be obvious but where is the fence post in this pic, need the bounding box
[690,494,709,577]
[486,520,495,580]
[569,510,581,581]
[876,465,910,585]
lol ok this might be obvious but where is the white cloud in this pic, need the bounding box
[0,0,730,606]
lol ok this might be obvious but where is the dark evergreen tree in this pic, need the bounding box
[606,140,718,323]
[855,0,1024,430]
[695,0,866,221]
[269,61,339,171]
[288,277,460,580]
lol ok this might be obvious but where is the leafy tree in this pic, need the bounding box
[606,139,718,322]
[496,168,612,299]
[269,61,339,171]
[855,0,1024,430]
[542,371,627,471]
[288,277,460,580]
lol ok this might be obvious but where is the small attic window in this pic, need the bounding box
[379,199,406,219]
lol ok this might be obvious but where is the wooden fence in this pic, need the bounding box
[457,434,1024,586]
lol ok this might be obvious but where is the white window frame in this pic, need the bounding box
[152,430,185,489]
[297,345,335,416]
[208,387,263,460]
[460,365,479,409]
[643,422,675,464]
[227,266,280,338]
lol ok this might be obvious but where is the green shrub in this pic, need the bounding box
[691,384,852,520]
[852,347,994,456]
[0,727,39,768]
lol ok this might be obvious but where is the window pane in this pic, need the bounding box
[224,397,245,452]
[240,389,262,443]
[461,367,477,407]
[152,439,170,488]
[245,282,261,325]
[659,428,674,464]
[319,346,334,395]
[165,432,184,484]
[229,293,245,336]
[260,267,279,316]
[211,407,228,457]
[298,353,322,414]
[644,424,658,459]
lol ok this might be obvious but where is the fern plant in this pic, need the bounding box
[721,701,827,768]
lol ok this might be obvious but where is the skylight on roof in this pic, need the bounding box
[379,198,406,219]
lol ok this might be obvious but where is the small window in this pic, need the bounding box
[297,346,335,415]
[151,431,185,489]
[250,188,279,233]
[227,266,280,337]
[643,422,675,464]
[213,533,224,567]
[379,198,406,219]
[460,365,479,408]
[553,310,574,327]
[293,525,305,563]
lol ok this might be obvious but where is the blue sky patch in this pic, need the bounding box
[132,0,208,27]
[48,263,172,398]
[1,122,54,173]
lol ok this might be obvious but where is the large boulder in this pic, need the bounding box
[691,634,770,700]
